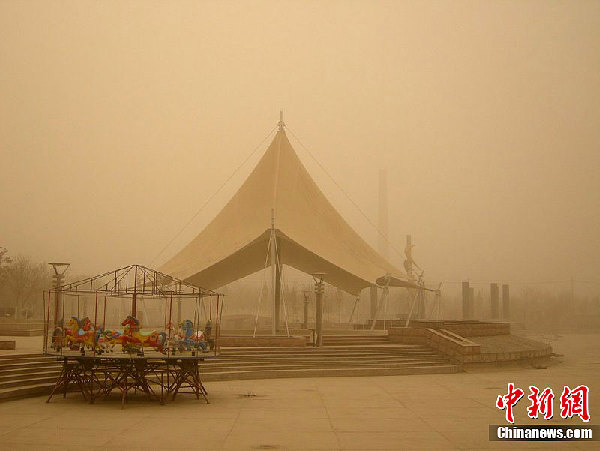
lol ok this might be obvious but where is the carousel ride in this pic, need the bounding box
[42,264,223,407]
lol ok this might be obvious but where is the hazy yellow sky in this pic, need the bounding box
[1,1,598,289]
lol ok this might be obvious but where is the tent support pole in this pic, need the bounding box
[270,210,277,336]
[274,253,281,333]
[369,285,378,329]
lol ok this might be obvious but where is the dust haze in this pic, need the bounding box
[1,1,599,315]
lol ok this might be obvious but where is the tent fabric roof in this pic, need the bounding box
[160,129,407,295]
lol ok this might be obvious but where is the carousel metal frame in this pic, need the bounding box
[42,264,223,407]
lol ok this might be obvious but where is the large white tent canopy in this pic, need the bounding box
[160,125,408,295]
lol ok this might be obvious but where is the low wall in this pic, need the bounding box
[428,329,480,357]
[0,323,44,337]
[389,327,480,358]
[389,325,552,364]
[0,321,44,329]
[462,346,552,364]
[406,320,510,337]
[388,326,428,344]
[0,340,16,350]
[219,335,307,347]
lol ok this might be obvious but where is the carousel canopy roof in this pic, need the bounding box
[56,264,221,298]
[160,127,410,295]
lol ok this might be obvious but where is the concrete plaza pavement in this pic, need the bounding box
[0,333,598,450]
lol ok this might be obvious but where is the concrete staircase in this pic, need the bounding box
[321,334,390,346]
[0,354,62,401]
[0,341,459,402]
[203,344,459,381]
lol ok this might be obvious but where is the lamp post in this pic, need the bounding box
[312,273,326,347]
[49,262,70,328]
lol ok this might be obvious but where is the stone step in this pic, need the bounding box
[219,348,434,359]
[323,342,390,347]
[217,353,440,360]
[323,340,388,344]
[322,344,404,347]
[0,382,57,401]
[0,361,63,372]
[215,354,447,363]
[205,355,448,365]
[208,357,447,366]
[0,375,60,390]
[199,362,453,374]
[0,353,53,361]
[0,367,61,381]
[201,364,459,382]
[221,345,432,355]
[0,344,459,402]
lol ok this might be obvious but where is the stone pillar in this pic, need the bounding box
[469,287,475,319]
[462,281,470,320]
[490,283,500,320]
[502,284,510,320]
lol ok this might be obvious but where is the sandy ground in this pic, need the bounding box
[0,333,598,450]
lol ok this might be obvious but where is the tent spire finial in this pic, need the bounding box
[278,110,285,131]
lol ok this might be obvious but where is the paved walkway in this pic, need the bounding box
[0,334,598,450]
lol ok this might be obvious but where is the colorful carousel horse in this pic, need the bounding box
[64,317,96,350]
[97,328,123,353]
[177,319,208,352]
[50,317,100,352]
[119,315,167,353]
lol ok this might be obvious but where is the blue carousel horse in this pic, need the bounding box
[178,319,208,352]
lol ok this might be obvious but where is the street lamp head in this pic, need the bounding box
[311,272,326,283]
[48,262,70,276]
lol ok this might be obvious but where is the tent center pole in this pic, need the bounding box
[271,210,277,336]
